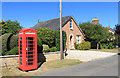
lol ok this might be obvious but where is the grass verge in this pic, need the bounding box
[88,49,119,53]
[2,59,82,76]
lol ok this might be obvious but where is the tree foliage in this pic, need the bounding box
[55,30,67,51]
[6,20,22,35]
[0,20,22,35]
[36,27,55,48]
[0,20,8,35]
[79,22,114,49]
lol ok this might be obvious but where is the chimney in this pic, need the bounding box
[38,19,39,24]
[92,18,99,25]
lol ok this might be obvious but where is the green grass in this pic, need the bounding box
[88,48,119,53]
[2,59,83,76]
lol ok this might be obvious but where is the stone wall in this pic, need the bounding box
[0,52,60,67]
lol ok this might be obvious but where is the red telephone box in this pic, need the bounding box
[19,28,37,71]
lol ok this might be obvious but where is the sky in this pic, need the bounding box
[2,2,119,29]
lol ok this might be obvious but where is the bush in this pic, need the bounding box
[74,43,79,49]
[36,27,55,48]
[55,30,67,51]
[1,33,13,55]
[42,44,50,53]
[50,47,57,52]
[101,42,114,49]
[10,35,18,50]
[37,35,43,53]
[77,41,91,50]
[6,47,18,55]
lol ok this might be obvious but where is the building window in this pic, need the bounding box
[70,20,73,29]
[76,35,81,44]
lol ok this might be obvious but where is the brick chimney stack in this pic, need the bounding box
[38,19,39,24]
[92,18,99,25]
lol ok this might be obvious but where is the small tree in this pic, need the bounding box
[36,27,55,48]
[6,20,22,35]
[79,22,114,50]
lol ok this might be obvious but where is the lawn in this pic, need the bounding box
[2,59,82,76]
[88,48,119,53]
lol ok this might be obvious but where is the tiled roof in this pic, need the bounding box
[33,16,72,30]
[33,16,85,36]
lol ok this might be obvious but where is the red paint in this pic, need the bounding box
[19,28,37,71]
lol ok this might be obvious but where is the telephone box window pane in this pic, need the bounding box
[28,63,33,65]
[20,37,22,40]
[20,59,22,61]
[20,41,22,43]
[28,59,33,62]
[28,55,33,58]
[28,45,33,47]
[28,52,33,54]
[20,62,22,65]
[28,37,33,40]
[28,48,33,51]
[28,41,33,44]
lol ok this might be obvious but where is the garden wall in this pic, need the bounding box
[0,52,60,67]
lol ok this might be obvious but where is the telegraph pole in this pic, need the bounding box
[60,0,64,60]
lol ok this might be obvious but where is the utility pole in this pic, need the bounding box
[60,0,64,60]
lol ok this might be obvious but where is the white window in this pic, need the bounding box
[70,20,73,29]
[76,35,81,44]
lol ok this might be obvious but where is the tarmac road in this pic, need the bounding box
[39,55,118,76]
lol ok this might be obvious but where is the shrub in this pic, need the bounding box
[101,42,114,49]
[50,47,57,52]
[1,33,13,55]
[55,30,67,51]
[10,35,18,50]
[36,27,55,48]
[37,35,43,53]
[42,44,50,53]
[108,42,114,49]
[77,41,91,50]
[6,47,18,55]
[74,43,79,49]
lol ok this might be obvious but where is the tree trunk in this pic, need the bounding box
[97,43,99,50]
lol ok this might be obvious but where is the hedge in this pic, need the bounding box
[77,41,91,50]
[55,30,67,51]
[42,44,50,53]
[1,33,13,55]
[10,35,18,50]
[6,47,18,55]
[50,47,57,52]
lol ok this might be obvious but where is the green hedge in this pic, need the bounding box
[50,47,57,52]
[101,42,114,49]
[6,47,18,55]
[77,41,91,50]
[55,30,67,51]
[42,44,50,53]
[1,33,13,55]
[10,35,18,50]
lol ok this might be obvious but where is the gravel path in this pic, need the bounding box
[65,50,117,62]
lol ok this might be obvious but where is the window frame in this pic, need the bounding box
[70,20,73,29]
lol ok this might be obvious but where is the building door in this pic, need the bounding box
[69,35,74,49]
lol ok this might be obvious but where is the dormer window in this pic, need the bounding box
[70,20,73,29]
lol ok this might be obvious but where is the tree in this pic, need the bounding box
[115,24,120,48]
[6,20,22,35]
[79,22,114,49]
[36,27,55,48]
[0,20,8,35]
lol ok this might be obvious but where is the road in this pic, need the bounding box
[38,55,118,76]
